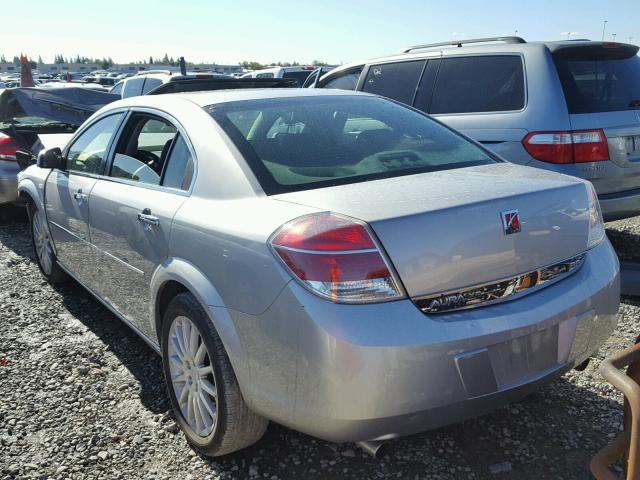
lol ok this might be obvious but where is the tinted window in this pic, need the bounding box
[282,71,312,86]
[256,72,274,78]
[362,61,425,105]
[322,68,362,90]
[122,78,145,98]
[110,81,123,96]
[553,48,640,113]
[430,56,525,114]
[413,60,441,113]
[142,78,163,94]
[162,135,194,190]
[209,95,495,195]
[110,116,177,185]
[66,114,123,174]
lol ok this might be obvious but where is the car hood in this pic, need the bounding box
[0,87,120,129]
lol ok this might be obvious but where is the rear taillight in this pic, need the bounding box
[586,182,605,249]
[269,213,405,303]
[523,129,609,164]
[0,134,18,162]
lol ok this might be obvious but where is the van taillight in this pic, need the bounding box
[0,134,18,162]
[523,129,609,164]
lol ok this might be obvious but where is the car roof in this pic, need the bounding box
[107,87,367,110]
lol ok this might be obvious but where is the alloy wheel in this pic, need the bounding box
[168,316,218,437]
[32,209,53,275]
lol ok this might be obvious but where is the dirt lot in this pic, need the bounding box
[1,212,638,480]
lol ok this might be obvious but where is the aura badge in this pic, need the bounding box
[501,209,521,235]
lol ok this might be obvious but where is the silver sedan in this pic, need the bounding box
[18,89,620,456]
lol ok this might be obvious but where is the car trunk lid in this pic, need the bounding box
[274,163,591,299]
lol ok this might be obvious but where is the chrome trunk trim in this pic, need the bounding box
[415,253,586,314]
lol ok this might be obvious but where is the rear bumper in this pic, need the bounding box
[0,161,19,205]
[598,187,640,222]
[229,239,620,442]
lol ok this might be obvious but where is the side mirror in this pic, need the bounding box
[37,147,65,170]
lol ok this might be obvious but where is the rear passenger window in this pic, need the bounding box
[162,135,194,190]
[322,68,363,90]
[142,78,162,94]
[122,78,145,98]
[362,61,425,105]
[430,56,525,114]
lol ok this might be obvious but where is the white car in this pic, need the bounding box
[241,66,318,86]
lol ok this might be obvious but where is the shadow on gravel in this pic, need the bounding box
[0,213,627,479]
[0,215,170,417]
[607,224,640,263]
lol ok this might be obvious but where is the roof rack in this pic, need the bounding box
[401,36,526,53]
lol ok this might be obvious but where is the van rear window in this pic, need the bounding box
[553,45,640,114]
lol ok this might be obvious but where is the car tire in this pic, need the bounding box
[161,292,268,457]
[28,202,68,283]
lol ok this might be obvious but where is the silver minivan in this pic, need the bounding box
[313,37,640,221]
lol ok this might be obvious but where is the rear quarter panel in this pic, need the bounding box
[168,196,317,315]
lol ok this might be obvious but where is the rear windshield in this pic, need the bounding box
[207,95,496,195]
[553,46,640,113]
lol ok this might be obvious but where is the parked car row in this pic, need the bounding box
[241,65,333,86]
[0,76,300,208]
[2,35,636,458]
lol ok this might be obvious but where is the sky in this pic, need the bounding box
[2,0,639,66]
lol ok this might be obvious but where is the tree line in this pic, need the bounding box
[0,53,331,70]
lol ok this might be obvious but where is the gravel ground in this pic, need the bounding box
[1,212,639,480]
[607,217,640,263]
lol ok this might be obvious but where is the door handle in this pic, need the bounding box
[137,208,159,227]
[73,189,88,202]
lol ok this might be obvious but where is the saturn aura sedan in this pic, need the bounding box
[17,88,620,456]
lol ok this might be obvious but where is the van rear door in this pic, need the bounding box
[552,43,640,195]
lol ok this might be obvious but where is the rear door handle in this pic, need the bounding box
[137,208,159,227]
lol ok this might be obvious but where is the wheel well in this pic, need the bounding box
[155,280,189,342]
[19,191,36,217]
[19,191,34,206]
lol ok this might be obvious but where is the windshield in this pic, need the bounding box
[554,46,640,113]
[208,95,496,195]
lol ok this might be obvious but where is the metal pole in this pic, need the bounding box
[602,20,608,41]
